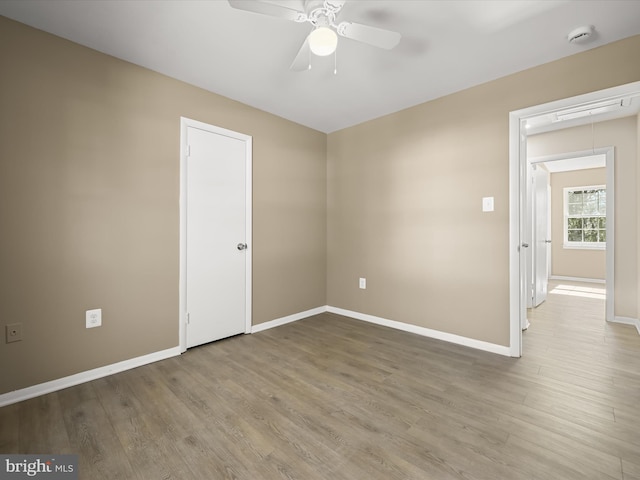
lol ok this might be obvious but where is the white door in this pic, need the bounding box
[517,122,529,339]
[532,165,550,307]
[184,124,251,348]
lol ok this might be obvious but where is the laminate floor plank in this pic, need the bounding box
[2,279,639,479]
[124,371,263,479]
[504,434,621,480]
[504,396,640,465]
[91,375,193,480]
[171,349,355,479]
[220,371,351,472]
[17,393,73,454]
[489,360,638,413]
[405,419,540,480]
[149,357,291,473]
[498,410,623,479]
[623,459,640,480]
[56,382,137,479]
[0,403,19,453]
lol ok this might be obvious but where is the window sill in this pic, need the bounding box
[563,243,606,251]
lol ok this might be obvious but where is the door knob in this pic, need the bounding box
[237,243,247,251]
[545,240,552,243]
[521,243,529,248]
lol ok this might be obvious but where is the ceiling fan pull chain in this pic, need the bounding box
[334,48,338,75]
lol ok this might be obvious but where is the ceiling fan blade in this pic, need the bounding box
[336,21,401,49]
[289,36,311,71]
[228,0,307,22]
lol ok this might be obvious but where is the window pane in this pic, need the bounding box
[568,230,582,242]
[583,217,599,229]
[599,230,606,242]
[599,217,606,228]
[584,230,598,242]
[568,204,582,215]
[583,201,598,214]
[598,191,606,214]
[567,218,582,229]
[584,191,598,203]
[568,192,583,204]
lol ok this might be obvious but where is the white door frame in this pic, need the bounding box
[509,80,640,357]
[179,117,252,353]
[529,149,614,320]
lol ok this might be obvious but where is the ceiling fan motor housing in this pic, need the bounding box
[305,0,344,14]
[305,0,343,27]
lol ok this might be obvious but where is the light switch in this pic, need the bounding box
[482,197,494,212]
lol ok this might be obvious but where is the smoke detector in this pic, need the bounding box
[568,25,594,44]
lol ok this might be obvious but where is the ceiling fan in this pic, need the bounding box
[228,0,402,71]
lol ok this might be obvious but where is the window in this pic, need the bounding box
[563,185,606,249]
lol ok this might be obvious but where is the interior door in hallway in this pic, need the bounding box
[185,125,250,348]
[532,164,550,307]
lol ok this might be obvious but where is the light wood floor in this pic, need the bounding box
[2,280,640,479]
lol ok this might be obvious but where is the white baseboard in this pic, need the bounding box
[251,306,328,333]
[1,304,516,407]
[610,316,640,335]
[550,275,605,284]
[327,306,512,357]
[0,346,181,408]
[255,305,511,356]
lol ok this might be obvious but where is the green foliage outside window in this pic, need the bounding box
[565,187,606,246]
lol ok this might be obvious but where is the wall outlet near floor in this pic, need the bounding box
[359,277,366,289]
[86,308,102,328]
[5,323,23,343]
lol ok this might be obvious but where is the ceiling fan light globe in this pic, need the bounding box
[309,27,338,56]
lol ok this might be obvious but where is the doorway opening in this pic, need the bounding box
[528,148,613,311]
[508,80,640,357]
[526,149,613,339]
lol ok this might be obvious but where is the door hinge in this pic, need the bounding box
[186,312,190,325]
[187,145,191,157]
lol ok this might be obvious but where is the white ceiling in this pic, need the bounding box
[2,0,640,133]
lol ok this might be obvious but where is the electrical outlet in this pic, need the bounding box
[86,309,102,328]
[5,323,23,343]
[359,277,366,289]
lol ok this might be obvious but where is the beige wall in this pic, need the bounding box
[327,35,640,346]
[0,17,327,394]
[549,168,606,280]
[528,117,638,318]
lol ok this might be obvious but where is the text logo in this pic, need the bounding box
[0,455,78,480]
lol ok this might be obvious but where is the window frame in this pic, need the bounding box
[563,184,606,250]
